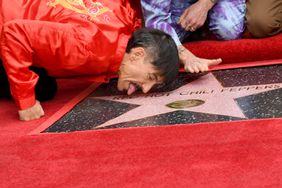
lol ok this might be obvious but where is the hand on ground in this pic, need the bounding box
[18,100,45,121]
[178,45,222,73]
[183,57,222,73]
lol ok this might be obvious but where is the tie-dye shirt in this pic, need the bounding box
[141,0,246,46]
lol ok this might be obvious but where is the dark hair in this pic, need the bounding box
[126,28,179,84]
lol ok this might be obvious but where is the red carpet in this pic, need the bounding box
[0,79,92,128]
[1,69,282,188]
[1,118,282,187]
[1,33,282,187]
[186,33,282,64]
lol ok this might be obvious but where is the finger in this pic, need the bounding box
[178,13,184,24]
[41,109,45,116]
[18,111,27,121]
[190,26,196,32]
[198,63,209,72]
[178,16,184,25]
[203,64,209,72]
[187,21,198,32]
[186,22,197,31]
[188,20,197,31]
[33,115,41,120]
[192,64,200,73]
[179,20,188,30]
[179,20,185,29]
[21,116,30,121]
[179,9,189,24]
[185,24,191,31]
[36,100,45,116]
[19,116,26,121]
[178,16,186,28]
[180,11,194,30]
[185,20,195,31]
[206,58,222,66]
[185,65,195,73]
[186,63,201,73]
[39,105,45,116]
[184,21,193,31]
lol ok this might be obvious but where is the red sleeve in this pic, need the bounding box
[1,20,38,110]
[0,19,84,110]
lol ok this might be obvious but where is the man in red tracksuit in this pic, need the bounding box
[0,0,218,121]
[0,0,181,121]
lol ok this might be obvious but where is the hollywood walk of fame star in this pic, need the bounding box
[91,73,282,129]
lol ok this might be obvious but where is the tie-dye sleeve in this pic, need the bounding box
[141,0,182,46]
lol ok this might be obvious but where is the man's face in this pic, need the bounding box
[117,47,164,95]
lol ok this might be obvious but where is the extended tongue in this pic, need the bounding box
[127,83,137,95]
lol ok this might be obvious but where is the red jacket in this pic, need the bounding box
[0,0,140,110]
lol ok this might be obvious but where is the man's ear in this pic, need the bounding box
[129,47,145,62]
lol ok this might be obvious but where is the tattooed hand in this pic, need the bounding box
[178,45,222,73]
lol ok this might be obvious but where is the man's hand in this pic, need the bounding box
[183,57,222,73]
[178,45,222,73]
[18,100,45,121]
[178,0,215,32]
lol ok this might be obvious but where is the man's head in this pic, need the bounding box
[117,28,180,95]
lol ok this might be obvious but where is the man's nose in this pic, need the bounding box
[142,82,155,93]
